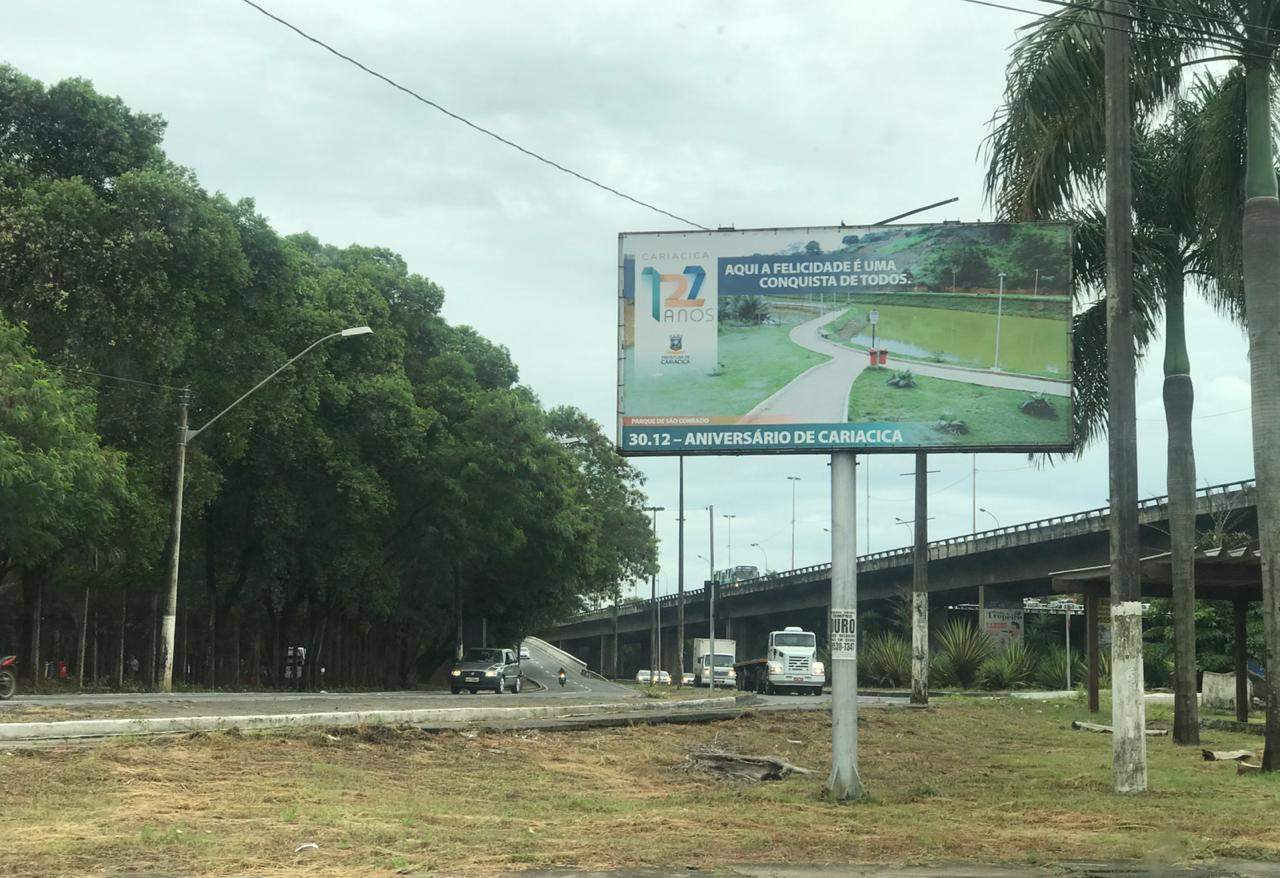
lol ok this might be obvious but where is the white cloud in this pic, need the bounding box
[4,0,1257,594]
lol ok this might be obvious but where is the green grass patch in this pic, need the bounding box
[848,370,1070,447]
[623,323,826,418]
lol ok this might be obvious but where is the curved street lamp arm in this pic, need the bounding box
[185,331,340,442]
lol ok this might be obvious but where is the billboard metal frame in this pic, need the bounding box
[616,222,1074,458]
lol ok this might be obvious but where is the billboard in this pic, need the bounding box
[617,222,1072,456]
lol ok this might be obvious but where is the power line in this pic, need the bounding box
[53,365,185,392]
[1138,405,1250,422]
[959,0,1278,64]
[1023,0,1276,53]
[238,0,710,232]
[1038,0,1280,41]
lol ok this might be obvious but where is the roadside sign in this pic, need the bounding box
[868,309,879,326]
[829,608,857,659]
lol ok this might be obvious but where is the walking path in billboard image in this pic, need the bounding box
[744,309,1068,424]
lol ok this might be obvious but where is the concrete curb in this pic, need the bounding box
[0,694,740,743]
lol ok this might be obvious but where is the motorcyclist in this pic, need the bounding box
[557,667,567,687]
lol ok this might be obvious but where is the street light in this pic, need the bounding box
[159,325,373,692]
[722,513,736,568]
[993,271,1007,371]
[786,476,801,570]
[750,542,769,572]
[979,507,1000,529]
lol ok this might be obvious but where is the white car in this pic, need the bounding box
[518,646,530,660]
[634,669,653,684]
[681,672,695,685]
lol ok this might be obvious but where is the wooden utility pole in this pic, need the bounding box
[1104,0,1147,793]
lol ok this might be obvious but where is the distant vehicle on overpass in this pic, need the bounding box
[714,565,759,585]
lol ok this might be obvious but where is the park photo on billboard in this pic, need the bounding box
[616,222,1073,456]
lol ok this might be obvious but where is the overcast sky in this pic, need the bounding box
[6,1,1255,599]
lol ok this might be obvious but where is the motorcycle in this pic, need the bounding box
[557,668,567,688]
[0,655,16,700]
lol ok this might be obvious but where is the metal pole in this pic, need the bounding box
[644,506,663,685]
[993,272,1006,370]
[827,451,863,800]
[974,454,984,619]
[788,476,800,570]
[911,452,929,706]
[677,458,685,686]
[159,391,189,693]
[1065,610,1072,690]
[708,505,716,690]
[724,514,735,569]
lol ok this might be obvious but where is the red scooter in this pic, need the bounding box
[0,656,16,700]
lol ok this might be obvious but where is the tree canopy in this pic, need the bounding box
[0,64,655,687]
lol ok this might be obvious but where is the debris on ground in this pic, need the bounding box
[1237,761,1263,774]
[1070,720,1169,736]
[1201,749,1256,762]
[679,745,813,781]
[294,842,319,853]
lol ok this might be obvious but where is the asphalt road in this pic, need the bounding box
[0,639,638,722]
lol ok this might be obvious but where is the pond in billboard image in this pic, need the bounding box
[618,222,1073,454]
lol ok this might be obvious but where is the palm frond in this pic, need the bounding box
[983,0,1206,220]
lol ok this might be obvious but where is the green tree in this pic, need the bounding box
[981,1,1280,767]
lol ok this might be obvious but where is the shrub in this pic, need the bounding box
[934,619,992,689]
[934,413,970,434]
[886,369,916,388]
[1019,393,1057,419]
[1034,646,1086,690]
[860,632,911,687]
[978,642,1038,690]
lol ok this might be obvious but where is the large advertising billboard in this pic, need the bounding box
[617,222,1072,455]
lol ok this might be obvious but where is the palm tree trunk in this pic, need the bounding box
[1242,60,1280,772]
[1163,273,1199,745]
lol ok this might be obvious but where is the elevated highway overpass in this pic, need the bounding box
[541,479,1257,678]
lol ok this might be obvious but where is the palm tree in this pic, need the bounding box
[1057,100,1240,745]
[984,2,1276,758]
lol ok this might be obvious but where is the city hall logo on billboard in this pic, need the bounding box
[662,332,690,366]
[642,265,715,324]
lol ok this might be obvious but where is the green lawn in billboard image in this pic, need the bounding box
[827,301,1069,378]
[847,370,1070,447]
[623,322,825,418]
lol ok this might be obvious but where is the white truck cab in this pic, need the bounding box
[736,626,825,695]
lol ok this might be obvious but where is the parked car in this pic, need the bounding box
[634,669,652,684]
[451,647,522,694]
[681,672,694,685]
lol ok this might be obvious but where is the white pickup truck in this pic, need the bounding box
[734,626,825,695]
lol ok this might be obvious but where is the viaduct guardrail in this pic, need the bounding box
[561,478,1256,628]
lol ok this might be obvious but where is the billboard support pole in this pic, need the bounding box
[677,458,685,685]
[828,451,864,801]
